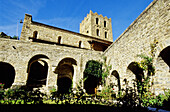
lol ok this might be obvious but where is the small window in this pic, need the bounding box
[96,18,99,24]
[87,31,89,33]
[104,21,106,27]
[79,41,82,48]
[33,31,38,39]
[105,32,107,38]
[58,36,61,44]
[96,29,100,36]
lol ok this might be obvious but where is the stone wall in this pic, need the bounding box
[0,38,103,92]
[0,0,169,95]
[104,0,170,94]
[20,14,112,51]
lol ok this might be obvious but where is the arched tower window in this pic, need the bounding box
[96,29,100,36]
[33,31,38,39]
[96,18,99,25]
[104,21,106,27]
[105,32,107,38]
[79,41,82,48]
[58,36,61,44]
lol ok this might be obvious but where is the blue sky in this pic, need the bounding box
[0,0,153,41]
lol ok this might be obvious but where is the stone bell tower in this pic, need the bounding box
[80,10,113,42]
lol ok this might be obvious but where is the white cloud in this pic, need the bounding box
[0,0,47,36]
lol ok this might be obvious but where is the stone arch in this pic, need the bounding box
[26,54,49,90]
[159,46,170,68]
[155,46,170,91]
[111,70,121,91]
[154,38,170,60]
[0,62,15,89]
[127,62,144,83]
[55,58,77,94]
[83,60,102,94]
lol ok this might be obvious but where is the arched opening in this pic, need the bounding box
[58,36,61,44]
[104,21,106,27]
[27,55,49,90]
[159,46,170,68]
[57,65,74,93]
[84,60,102,94]
[127,62,144,93]
[0,62,15,89]
[127,62,144,82]
[105,32,107,38]
[96,18,99,24]
[96,29,100,36]
[111,70,121,91]
[55,58,77,94]
[79,41,82,48]
[155,46,170,91]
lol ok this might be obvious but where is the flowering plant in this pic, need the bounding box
[0,83,4,88]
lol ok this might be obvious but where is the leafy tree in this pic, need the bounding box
[84,60,102,78]
[12,35,18,40]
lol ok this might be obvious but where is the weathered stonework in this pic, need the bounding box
[104,0,170,95]
[0,0,169,95]
[0,38,103,93]
[80,10,113,42]
[20,13,112,51]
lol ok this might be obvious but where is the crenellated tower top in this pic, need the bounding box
[80,10,113,42]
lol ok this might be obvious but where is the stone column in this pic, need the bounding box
[46,63,58,94]
[72,65,77,89]
[11,62,28,88]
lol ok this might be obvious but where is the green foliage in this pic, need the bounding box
[0,86,46,104]
[137,54,155,76]
[101,56,112,84]
[136,54,155,107]
[116,79,140,108]
[84,60,102,78]
[12,35,18,40]
[98,85,116,101]
[150,39,158,57]
[0,83,5,100]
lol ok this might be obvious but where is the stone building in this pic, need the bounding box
[0,0,169,95]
